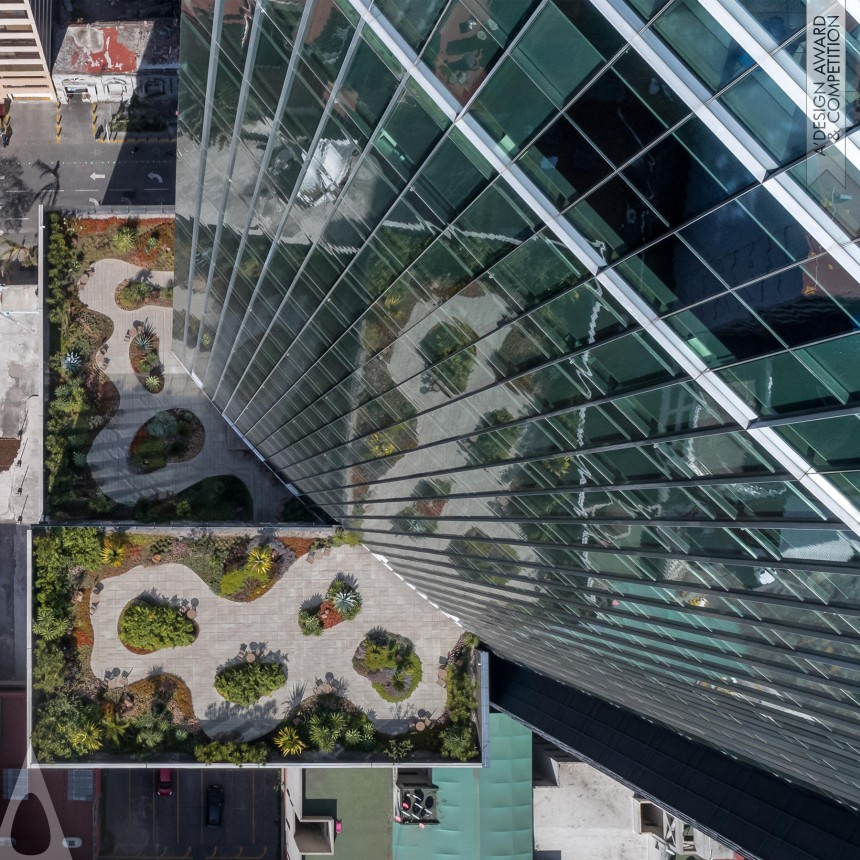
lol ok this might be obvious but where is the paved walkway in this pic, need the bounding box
[80,258,287,519]
[89,545,462,741]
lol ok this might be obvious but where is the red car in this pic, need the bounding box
[156,769,174,797]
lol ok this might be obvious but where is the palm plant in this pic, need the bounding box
[101,538,126,568]
[72,451,87,468]
[247,546,273,577]
[274,726,306,756]
[145,374,162,392]
[70,721,103,754]
[32,607,67,641]
[308,712,344,753]
[133,710,171,749]
[101,716,129,747]
[390,669,408,692]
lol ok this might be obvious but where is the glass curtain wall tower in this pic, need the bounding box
[176,0,860,809]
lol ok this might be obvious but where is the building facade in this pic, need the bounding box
[175,0,860,812]
[52,20,180,104]
[0,0,54,101]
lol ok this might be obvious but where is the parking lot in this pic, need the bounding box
[100,769,281,859]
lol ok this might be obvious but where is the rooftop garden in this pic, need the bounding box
[30,528,480,767]
[43,215,253,523]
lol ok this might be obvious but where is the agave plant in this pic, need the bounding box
[274,726,306,756]
[247,546,273,576]
[62,350,83,371]
[390,669,408,692]
[101,539,126,568]
[113,226,137,254]
[72,450,87,468]
[134,333,154,352]
[145,374,162,392]
[329,585,361,619]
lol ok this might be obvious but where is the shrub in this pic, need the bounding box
[118,599,196,652]
[274,726,306,756]
[353,631,422,702]
[147,410,177,438]
[32,639,67,693]
[194,740,268,764]
[31,695,101,762]
[298,607,323,636]
[214,661,286,706]
[145,374,163,392]
[383,739,413,762]
[440,724,478,761]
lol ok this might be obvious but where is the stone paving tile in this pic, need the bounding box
[90,545,463,740]
[79,258,287,520]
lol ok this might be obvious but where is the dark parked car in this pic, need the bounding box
[206,784,224,828]
[156,769,174,797]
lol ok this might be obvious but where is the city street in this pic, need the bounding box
[0,101,175,247]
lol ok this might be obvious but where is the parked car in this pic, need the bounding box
[206,784,224,828]
[156,769,174,798]
[62,838,82,848]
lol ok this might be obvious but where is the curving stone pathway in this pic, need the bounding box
[89,545,462,740]
[79,258,287,519]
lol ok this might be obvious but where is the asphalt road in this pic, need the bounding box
[0,524,27,682]
[100,769,281,860]
[0,101,175,247]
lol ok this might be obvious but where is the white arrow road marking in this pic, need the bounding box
[89,198,99,207]
[90,172,105,180]
[147,172,163,183]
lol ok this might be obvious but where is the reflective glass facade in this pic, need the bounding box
[176,0,860,808]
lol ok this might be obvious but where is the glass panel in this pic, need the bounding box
[565,175,666,262]
[512,1,621,107]
[372,0,446,51]
[518,115,613,208]
[614,235,727,314]
[623,116,756,226]
[719,66,809,164]
[422,0,506,104]
[652,0,755,92]
[568,48,686,165]
[665,293,783,366]
[470,58,556,155]
[680,186,809,287]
